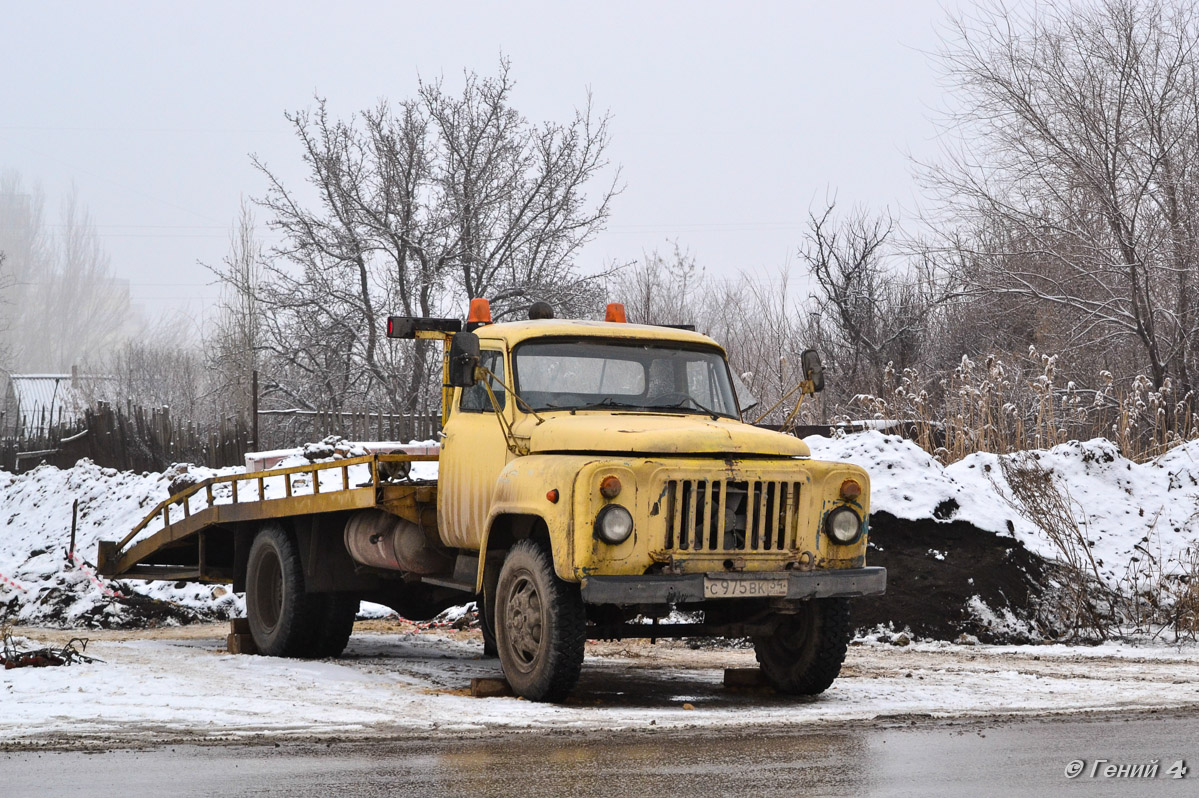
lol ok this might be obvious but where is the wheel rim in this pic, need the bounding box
[764,609,817,662]
[253,548,283,634]
[504,573,544,671]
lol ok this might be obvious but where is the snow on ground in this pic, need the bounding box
[1,432,1197,627]
[0,440,435,627]
[3,625,1197,747]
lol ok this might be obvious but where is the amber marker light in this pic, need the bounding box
[600,475,622,499]
[546,489,559,504]
[839,479,862,501]
[467,298,492,324]
[604,303,627,323]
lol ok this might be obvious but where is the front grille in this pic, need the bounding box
[663,479,802,553]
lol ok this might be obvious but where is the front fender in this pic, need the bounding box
[475,454,601,590]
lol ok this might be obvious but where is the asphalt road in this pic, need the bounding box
[6,711,1195,797]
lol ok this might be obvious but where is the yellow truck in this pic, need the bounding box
[98,301,884,702]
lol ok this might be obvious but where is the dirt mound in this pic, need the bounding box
[851,511,1050,643]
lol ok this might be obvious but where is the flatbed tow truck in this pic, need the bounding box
[99,300,885,701]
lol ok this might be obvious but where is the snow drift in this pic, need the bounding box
[1,432,1196,637]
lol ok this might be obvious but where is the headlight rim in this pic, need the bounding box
[594,504,634,545]
[825,505,863,546]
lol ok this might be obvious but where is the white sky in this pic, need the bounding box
[0,1,970,329]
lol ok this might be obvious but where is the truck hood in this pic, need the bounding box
[521,413,811,458]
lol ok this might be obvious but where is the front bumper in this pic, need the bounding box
[580,566,886,605]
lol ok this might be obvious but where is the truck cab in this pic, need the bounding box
[433,307,885,701]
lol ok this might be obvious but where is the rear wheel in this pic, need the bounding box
[752,598,852,695]
[494,540,585,702]
[245,524,322,657]
[310,593,359,658]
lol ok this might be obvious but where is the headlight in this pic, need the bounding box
[594,504,634,544]
[825,506,862,545]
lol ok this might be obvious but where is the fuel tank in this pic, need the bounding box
[343,509,453,575]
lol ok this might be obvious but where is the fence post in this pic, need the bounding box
[251,370,259,451]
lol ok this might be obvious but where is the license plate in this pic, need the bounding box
[703,576,788,598]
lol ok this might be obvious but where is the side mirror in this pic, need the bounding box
[447,332,481,388]
[801,349,825,393]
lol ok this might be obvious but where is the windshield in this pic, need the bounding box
[513,339,740,418]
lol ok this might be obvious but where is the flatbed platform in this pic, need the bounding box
[97,453,439,582]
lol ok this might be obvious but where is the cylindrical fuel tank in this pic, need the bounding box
[343,509,453,575]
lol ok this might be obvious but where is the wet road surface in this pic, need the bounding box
[6,711,1195,797]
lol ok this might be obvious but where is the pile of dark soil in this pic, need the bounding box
[851,510,1051,643]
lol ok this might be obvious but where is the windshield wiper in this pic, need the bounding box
[575,398,649,411]
[657,398,723,421]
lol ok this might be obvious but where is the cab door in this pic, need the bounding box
[437,347,512,549]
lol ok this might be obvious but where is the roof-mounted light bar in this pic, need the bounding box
[386,316,463,339]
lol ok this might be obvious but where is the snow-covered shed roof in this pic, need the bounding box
[4,374,86,435]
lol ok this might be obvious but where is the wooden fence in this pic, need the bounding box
[1,402,441,474]
[1,403,249,474]
[256,408,441,450]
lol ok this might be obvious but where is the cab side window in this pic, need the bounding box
[459,350,506,412]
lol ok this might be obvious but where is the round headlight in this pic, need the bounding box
[826,506,862,545]
[595,504,634,544]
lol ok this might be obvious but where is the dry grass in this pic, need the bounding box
[992,453,1117,641]
[1121,537,1199,643]
[838,348,1199,642]
[843,348,1198,464]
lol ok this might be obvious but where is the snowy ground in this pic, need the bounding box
[1,432,1197,639]
[3,624,1198,749]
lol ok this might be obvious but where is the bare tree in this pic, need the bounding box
[801,204,948,399]
[0,174,131,372]
[206,200,263,427]
[90,325,215,424]
[929,0,1199,394]
[0,253,11,372]
[227,60,619,434]
[615,243,701,326]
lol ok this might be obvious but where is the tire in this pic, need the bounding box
[245,524,322,658]
[752,598,852,696]
[310,593,359,658]
[478,591,498,657]
[494,540,586,702]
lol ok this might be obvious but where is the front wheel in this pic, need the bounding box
[494,540,586,702]
[752,598,852,695]
[478,591,498,657]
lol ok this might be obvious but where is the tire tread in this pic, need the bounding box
[754,598,852,695]
[496,539,586,702]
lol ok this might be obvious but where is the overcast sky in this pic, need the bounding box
[1,1,971,328]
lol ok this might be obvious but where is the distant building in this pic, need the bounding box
[2,372,87,437]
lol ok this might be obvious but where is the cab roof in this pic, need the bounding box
[474,319,724,352]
